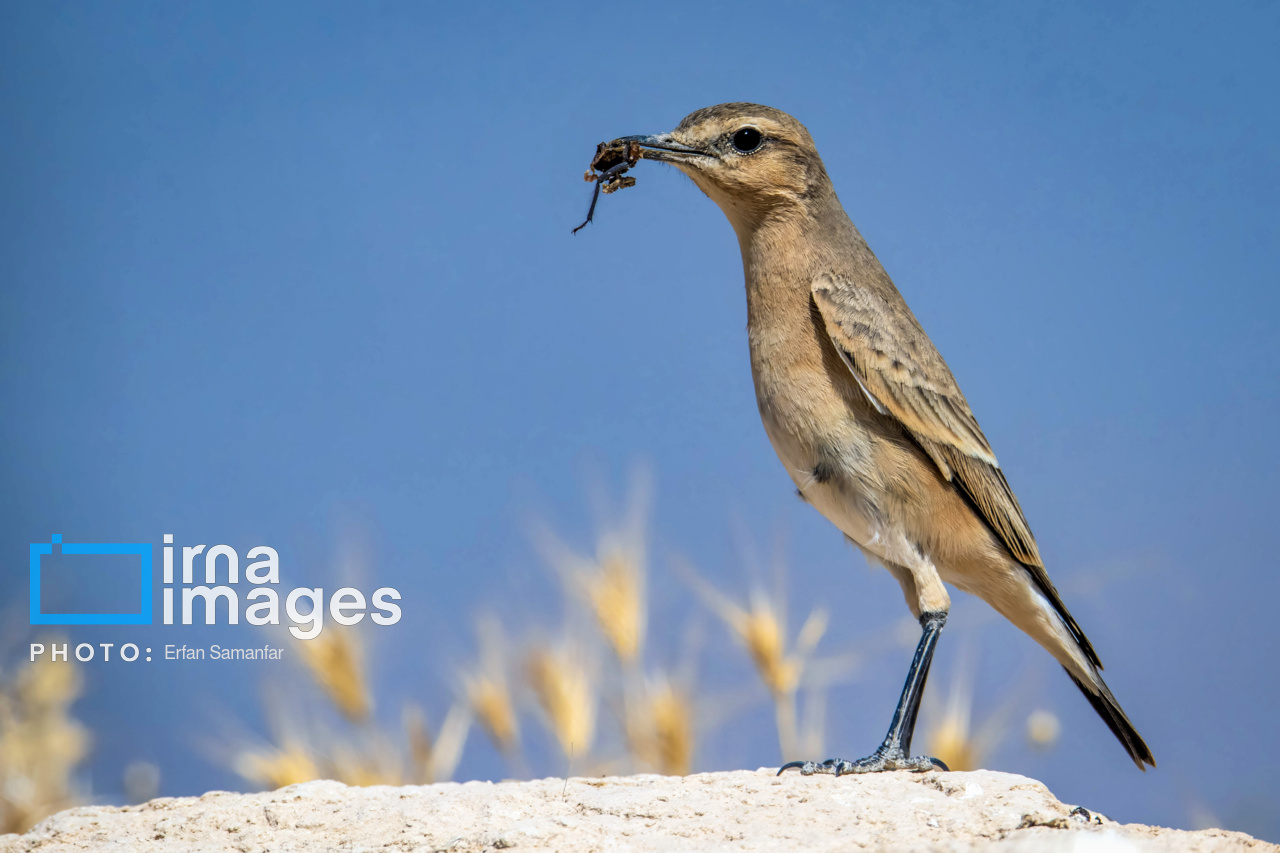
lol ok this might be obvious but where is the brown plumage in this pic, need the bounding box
[590,103,1154,772]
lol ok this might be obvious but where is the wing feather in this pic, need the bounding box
[811,273,1101,668]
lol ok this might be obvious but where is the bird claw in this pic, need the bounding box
[777,758,851,776]
[778,749,948,777]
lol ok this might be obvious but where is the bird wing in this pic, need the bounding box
[814,272,1105,666]
[810,273,1042,567]
[812,272,1102,668]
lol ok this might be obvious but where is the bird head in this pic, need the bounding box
[611,103,830,235]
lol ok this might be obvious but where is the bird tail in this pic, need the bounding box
[1065,666,1156,770]
[978,564,1156,770]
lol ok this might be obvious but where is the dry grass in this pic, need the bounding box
[233,699,472,789]
[465,673,519,757]
[5,512,1065,827]
[525,642,597,762]
[533,475,649,669]
[0,644,89,834]
[212,523,1065,799]
[678,561,827,762]
[623,674,693,776]
[461,615,521,763]
[582,551,644,667]
[174,480,1063,797]
[293,628,372,723]
[232,626,470,790]
[234,740,321,790]
[447,473,705,778]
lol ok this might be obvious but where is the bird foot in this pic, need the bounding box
[778,747,948,776]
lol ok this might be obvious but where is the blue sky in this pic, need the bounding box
[2,0,1278,840]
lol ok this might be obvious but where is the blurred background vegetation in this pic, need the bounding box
[3,477,1074,834]
[0,643,88,834]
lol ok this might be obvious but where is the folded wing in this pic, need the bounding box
[811,273,1100,669]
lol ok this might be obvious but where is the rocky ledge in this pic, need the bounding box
[1,768,1273,852]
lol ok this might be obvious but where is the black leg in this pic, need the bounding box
[779,611,950,776]
[887,610,946,757]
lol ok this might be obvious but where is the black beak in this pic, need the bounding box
[614,133,707,164]
[573,132,707,234]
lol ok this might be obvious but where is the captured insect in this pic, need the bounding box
[572,139,643,234]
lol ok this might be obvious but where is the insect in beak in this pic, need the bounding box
[572,139,642,234]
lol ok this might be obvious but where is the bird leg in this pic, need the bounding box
[779,611,949,776]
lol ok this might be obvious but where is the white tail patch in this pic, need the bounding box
[1031,588,1097,688]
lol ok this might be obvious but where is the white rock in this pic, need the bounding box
[0,769,1272,852]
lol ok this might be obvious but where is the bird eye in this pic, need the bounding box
[731,127,763,153]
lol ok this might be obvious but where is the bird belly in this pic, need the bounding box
[758,397,950,598]
[747,299,932,573]
[759,407,885,557]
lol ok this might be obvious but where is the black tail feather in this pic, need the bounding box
[1065,667,1156,770]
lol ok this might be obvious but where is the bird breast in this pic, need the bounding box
[745,278,894,557]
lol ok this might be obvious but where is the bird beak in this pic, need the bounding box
[615,133,708,164]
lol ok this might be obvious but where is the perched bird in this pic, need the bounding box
[587,103,1154,774]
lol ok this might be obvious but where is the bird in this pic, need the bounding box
[584,103,1155,774]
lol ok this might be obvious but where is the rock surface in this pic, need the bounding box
[1,768,1272,852]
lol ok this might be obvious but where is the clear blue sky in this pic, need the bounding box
[2,0,1278,840]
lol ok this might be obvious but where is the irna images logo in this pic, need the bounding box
[28,533,402,639]
[29,534,152,625]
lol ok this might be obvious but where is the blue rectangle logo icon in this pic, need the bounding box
[30,534,153,625]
